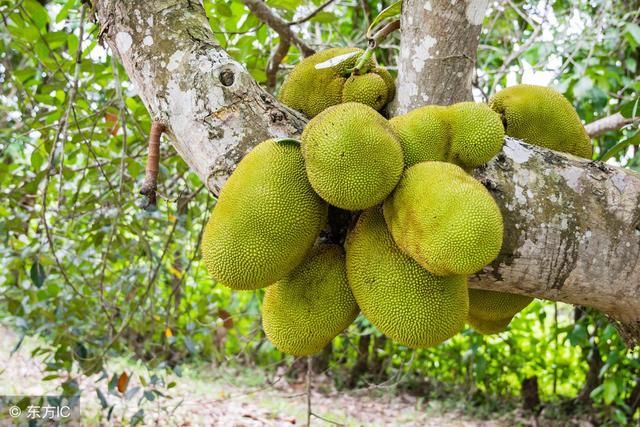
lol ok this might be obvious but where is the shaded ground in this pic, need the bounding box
[0,326,509,426]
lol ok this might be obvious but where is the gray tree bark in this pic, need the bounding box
[93,0,640,344]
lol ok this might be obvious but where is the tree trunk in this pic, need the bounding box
[389,0,487,113]
[93,0,640,345]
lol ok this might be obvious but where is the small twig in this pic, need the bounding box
[369,19,400,48]
[288,0,337,26]
[585,112,639,138]
[140,121,166,208]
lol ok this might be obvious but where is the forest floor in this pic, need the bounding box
[0,325,515,426]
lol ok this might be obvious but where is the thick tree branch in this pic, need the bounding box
[94,0,640,345]
[585,112,639,138]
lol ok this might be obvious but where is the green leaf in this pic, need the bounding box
[367,1,401,37]
[599,130,640,161]
[620,97,640,118]
[625,23,640,46]
[96,388,109,409]
[23,0,49,30]
[602,379,618,405]
[30,261,46,288]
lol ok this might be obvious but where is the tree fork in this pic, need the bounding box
[93,0,640,345]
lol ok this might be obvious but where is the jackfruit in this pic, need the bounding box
[488,84,592,159]
[279,48,377,118]
[389,103,504,169]
[468,288,533,335]
[262,244,359,356]
[201,139,328,290]
[448,102,505,169]
[345,207,468,348]
[383,161,503,276]
[301,102,404,210]
[371,67,395,102]
[342,73,389,111]
[388,105,449,167]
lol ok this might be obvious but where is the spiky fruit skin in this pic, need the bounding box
[383,161,503,276]
[278,48,374,118]
[488,84,592,159]
[342,73,389,111]
[371,67,395,102]
[345,208,468,348]
[468,289,533,335]
[389,106,449,167]
[389,103,504,169]
[301,103,404,210]
[201,140,328,290]
[448,102,505,169]
[262,244,359,356]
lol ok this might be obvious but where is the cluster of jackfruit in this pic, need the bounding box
[279,48,395,118]
[201,49,592,355]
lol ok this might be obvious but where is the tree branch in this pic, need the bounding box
[241,0,315,57]
[94,0,640,345]
[289,0,336,26]
[585,112,639,138]
[389,0,486,113]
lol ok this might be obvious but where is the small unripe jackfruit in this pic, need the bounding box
[448,102,505,169]
[468,289,533,335]
[371,67,395,102]
[262,244,359,356]
[279,48,375,118]
[389,105,449,167]
[383,161,503,276]
[342,73,389,111]
[301,103,404,210]
[488,84,592,159]
[346,208,468,348]
[201,139,328,290]
[389,103,504,169]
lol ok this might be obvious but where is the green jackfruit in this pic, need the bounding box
[389,103,504,169]
[262,244,359,356]
[488,84,592,159]
[383,161,503,276]
[389,105,449,167]
[468,289,533,335]
[279,48,376,118]
[301,102,404,210]
[371,67,395,102]
[448,102,505,169]
[342,73,389,111]
[201,139,328,290]
[345,207,468,348]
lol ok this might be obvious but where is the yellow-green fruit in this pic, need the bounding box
[448,102,505,169]
[388,105,449,167]
[488,84,592,159]
[342,73,389,111]
[201,139,328,290]
[468,289,533,334]
[301,102,404,210]
[383,161,503,276]
[279,48,374,118]
[345,208,468,348]
[371,67,395,102]
[262,244,359,356]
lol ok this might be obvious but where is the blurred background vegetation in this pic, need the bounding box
[0,0,639,425]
